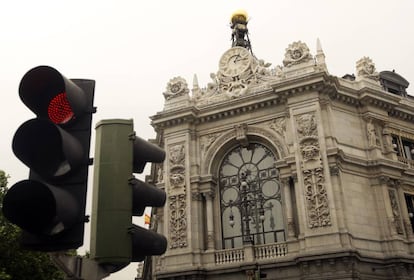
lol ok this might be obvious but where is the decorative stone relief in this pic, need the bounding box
[200,133,221,160]
[192,45,280,106]
[156,165,164,184]
[169,144,185,189]
[169,193,188,248]
[296,113,317,137]
[162,40,329,107]
[388,188,404,235]
[248,125,287,158]
[300,138,320,162]
[163,77,190,100]
[303,167,331,228]
[283,41,313,67]
[167,143,188,249]
[382,126,394,153]
[366,119,378,147]
[234,123,249,147]
[268,117,286,137]
[356,57,379,80]
[295,112,331,228]
[329,165,340,176]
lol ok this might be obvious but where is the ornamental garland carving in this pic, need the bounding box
[295,112,331,228]
[163,77,190,100]
[169,144,186,188]
[283,41,313,67]
[303,167,331,228]
[169,193,188,249]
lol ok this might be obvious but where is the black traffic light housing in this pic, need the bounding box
[2,66,95,251]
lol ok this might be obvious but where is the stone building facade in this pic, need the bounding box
[145,25,414,279]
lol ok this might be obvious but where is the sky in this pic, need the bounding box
[1,0,414,279]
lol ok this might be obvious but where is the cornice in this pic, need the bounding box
[331,149,410,180]
[150,107,199,130]
[151,72,414,131]
[151,72,330,130]
[331,76,414,122]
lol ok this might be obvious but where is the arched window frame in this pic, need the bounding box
[217,141,286,249]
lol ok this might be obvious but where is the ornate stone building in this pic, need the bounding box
[145,11,414,280]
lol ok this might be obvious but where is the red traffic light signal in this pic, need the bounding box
[19,66,88,125]
[2,66,95,251]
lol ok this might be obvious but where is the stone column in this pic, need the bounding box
[204,191,215,250]
[281,177,295,239]
[291,173,304,239]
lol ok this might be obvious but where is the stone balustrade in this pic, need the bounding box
[214,242,288,265]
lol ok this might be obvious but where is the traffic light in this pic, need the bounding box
[91,119,167,272]
[2,66,95,251]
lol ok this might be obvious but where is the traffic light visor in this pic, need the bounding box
[133,136,165,173]
[131,178,166,216]
[2,180,79,235]
[12,119,84,179]
[19,66,87,125]
[130,225,167,262]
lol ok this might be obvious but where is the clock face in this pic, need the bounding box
[219,47,252,77]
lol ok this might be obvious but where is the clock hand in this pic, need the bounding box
[234,56,248,63]
[233,55,241,64]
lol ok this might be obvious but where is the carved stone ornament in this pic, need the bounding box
[283,41,313,67]
[200,133,221,160]
[388,188,404,235]
[300,140,320,162]
[295,112,331,228]
[366,119,378,147]
[163,77,190,100]
[296,113,317,138]
[234,123,249,147]
[268,117,286,136]
[169,193,188,249]
[156,165,164,183]
[194,48,275,106]
[169,144,186,188]
[329,165,340,176]
[356,57,379,80]
[303,167,331,228]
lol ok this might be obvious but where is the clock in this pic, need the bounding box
[219,47,252,77]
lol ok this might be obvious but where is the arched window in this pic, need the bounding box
[219,142,285,249]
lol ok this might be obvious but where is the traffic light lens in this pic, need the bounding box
[48,92,74,124]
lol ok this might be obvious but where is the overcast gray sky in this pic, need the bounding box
[1,0,413,279]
